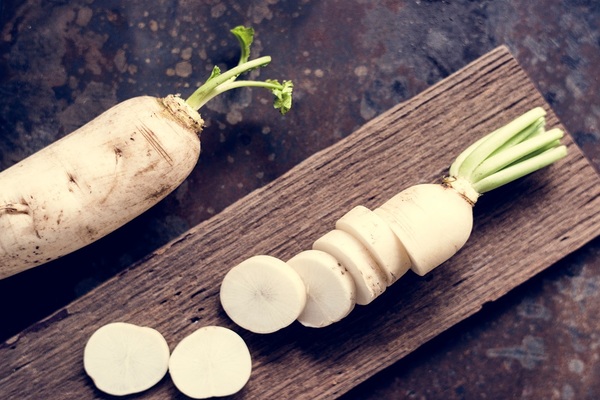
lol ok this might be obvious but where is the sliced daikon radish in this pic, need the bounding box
[313,229,387,305]
[219,255,307,334]
[336,205,411,285]
[374,184,473,276]
[287,250,356,327]
[83,322,170,396]
[168,326,252,399]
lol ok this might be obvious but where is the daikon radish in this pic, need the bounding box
[313,229,387,305]
[0,26,293,279]
[219,107,567,332]
[336,205,411,285]
[374,184,472,276]
[287,250,356,328]
[378,107,567,276]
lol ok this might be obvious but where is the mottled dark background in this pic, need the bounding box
[1,1,599,398]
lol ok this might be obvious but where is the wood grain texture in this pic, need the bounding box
[1,46,599,399]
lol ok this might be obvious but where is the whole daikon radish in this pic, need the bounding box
[0,26,293,279]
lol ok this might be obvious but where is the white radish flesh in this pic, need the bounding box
[169,326,252,399]
[0,95,202,279]
[219,255,307,334]
[374,183,473,276]
[83,322,170,396]
[313,229,387,305]
[336,205,411,285]
[287,250,356,327]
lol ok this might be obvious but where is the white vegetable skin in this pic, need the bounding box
[313,229,387,305]
[287,250,356,327]
[374,183,473,276]
[169,326,252,399]
[219,255,307,334]
[0,95,202,279]
[336,205,411,285]
[83,322,170,396]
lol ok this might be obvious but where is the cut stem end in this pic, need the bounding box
[443,177,480,206]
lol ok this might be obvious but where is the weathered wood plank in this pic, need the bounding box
[1,46,599,399]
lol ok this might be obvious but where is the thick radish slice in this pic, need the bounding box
[374,183,473,276]
[336,205,411,285]
[169,326,252,399]
[287,250,357,327]
[83,322,170,396]
[313,229,387,305]
[220,255,307,334]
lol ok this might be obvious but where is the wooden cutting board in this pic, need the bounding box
[1,46,599,399]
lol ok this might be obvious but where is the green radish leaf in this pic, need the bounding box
[268,80,294,115]
[230,26,254,66]
[185,27,294,114]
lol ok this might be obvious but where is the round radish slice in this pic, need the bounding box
[288,250,356,327]
[336,205,411,285]
[169,326,252,399]
[220,255,307,334]
[313,229,387,305]
[83,322,170,396]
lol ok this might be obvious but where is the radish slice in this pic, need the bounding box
[287,250,356,327]
[83,322,170,396]
[336,205,411,285]
[169,326,252,399]
[313,229,387,305]
[219,255,307,334]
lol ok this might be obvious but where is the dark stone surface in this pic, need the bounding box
[1,1,598,398]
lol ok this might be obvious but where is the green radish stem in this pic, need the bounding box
[185,26,293,114]
[447,107,567,203]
